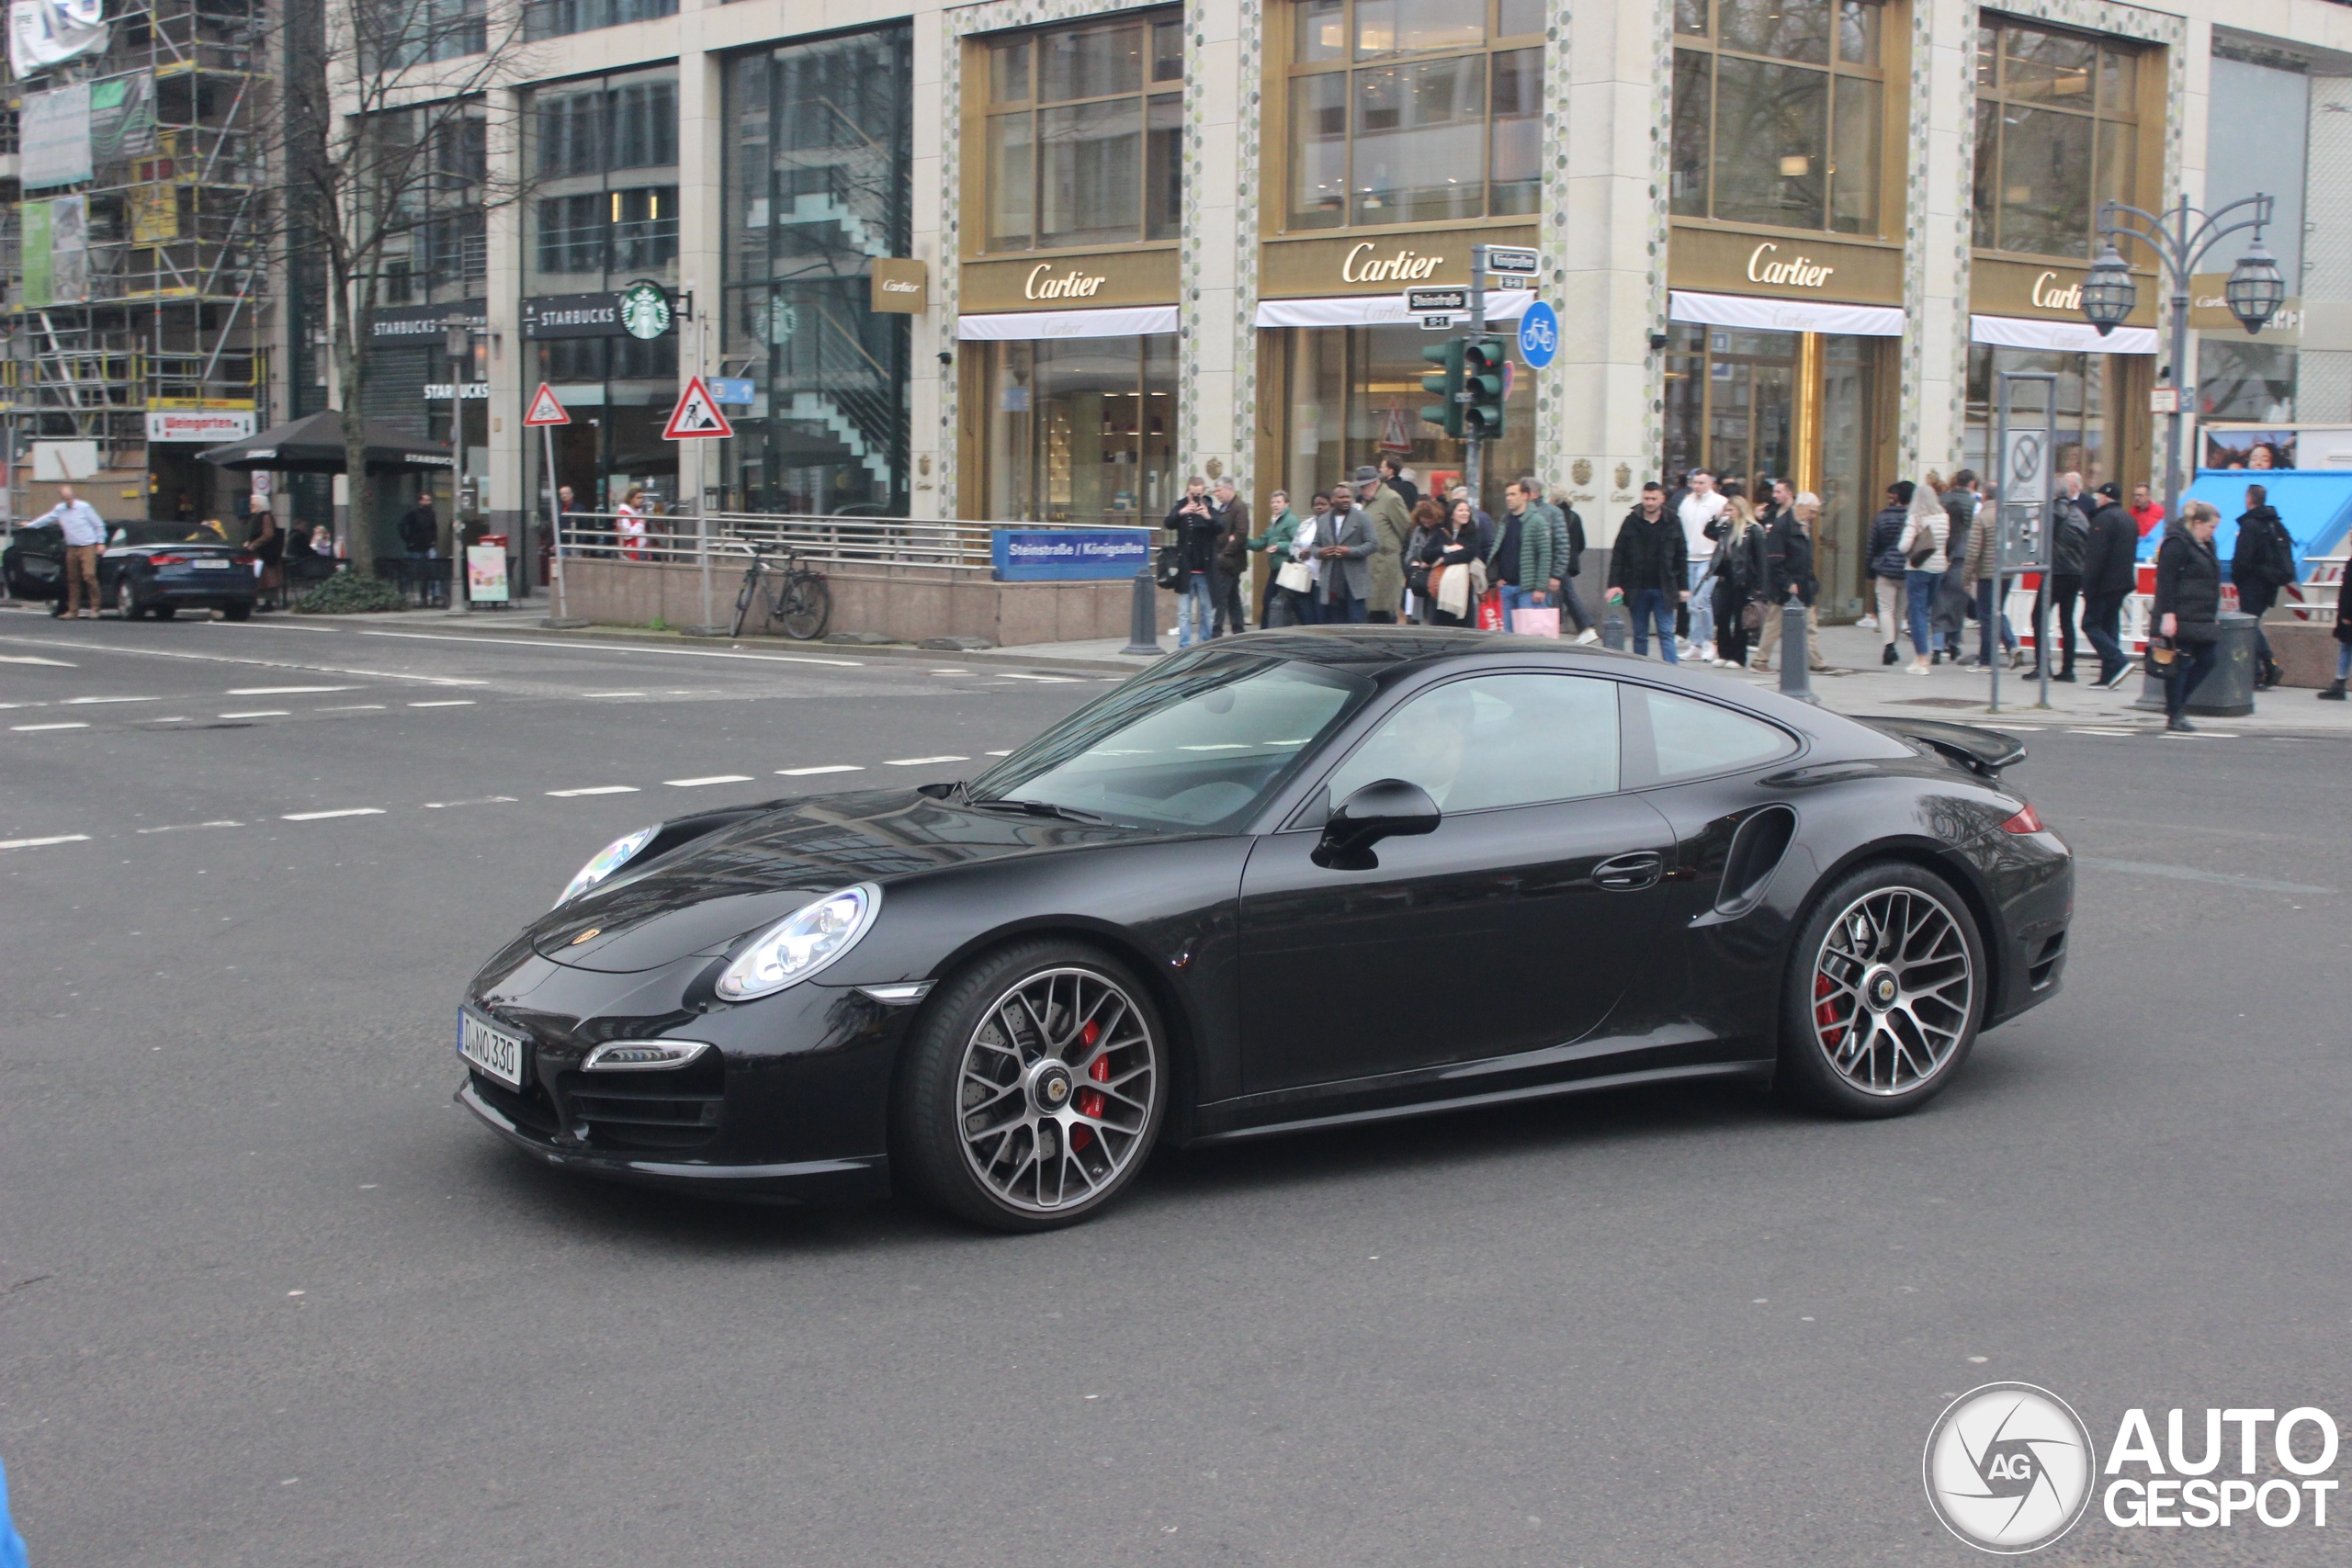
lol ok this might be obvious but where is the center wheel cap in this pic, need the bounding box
[1027,1060,1074,1114]
[1861,966,1901,1012]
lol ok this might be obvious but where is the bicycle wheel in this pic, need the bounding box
[731,568,760,637]
[779,572,831,639]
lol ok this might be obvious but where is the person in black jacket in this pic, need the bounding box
[2077,482,2140,689]
[1865,483,1912,664]
[2231,484,2297,689]
[1164,478,1225,649]
[2031,485,2092,680]
[1606,482,1690,662]
[2322,552,2352,700]
[2153,502,2224,732]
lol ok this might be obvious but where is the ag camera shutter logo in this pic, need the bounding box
[1923,1383,2096,1553]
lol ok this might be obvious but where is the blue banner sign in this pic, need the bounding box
[991,527,1151,581]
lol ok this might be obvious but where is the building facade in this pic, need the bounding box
[326,0,2352,609]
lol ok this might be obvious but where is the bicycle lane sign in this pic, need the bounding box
[1517,300,1559,370]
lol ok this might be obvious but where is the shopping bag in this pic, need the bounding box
[1275,559,1314,593]
[1510,606,1560,637]
[1476,589,1505,630]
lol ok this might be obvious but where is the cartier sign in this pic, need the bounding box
[1971,255,2154,326]
[1746,243,1835,288]
[1340,243,1445,284]
[959,248,1178,314]
[1257,226,1539,301]
[1024,264,1108,300]
[2030,271,2083,311]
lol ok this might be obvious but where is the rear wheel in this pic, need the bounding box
[153,604,178,620]
[895,941,1166,1232]
[117,577,145,620]
[730,569,759,637]
[219,603,249,622]
[778,573,831,640]
[1778,862,1984,1117]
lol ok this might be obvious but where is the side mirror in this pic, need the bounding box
[1314,778,1441,870]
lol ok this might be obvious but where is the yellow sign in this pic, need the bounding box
[870,257,929,314]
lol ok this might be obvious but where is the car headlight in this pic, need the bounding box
[715,884,880,1000]
[557,825,658,907]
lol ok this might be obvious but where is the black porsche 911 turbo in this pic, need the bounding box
[457,628,2073,1231]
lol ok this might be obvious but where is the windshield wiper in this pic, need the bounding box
[967,797,1111,825]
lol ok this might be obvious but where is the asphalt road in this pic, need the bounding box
[2,609,2346,1567]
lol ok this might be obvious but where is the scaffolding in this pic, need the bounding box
[4,0,270,509]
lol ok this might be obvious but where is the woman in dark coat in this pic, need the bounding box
[1415,509,1479,627]
[2152,501,2224,732]
[2324,555,2352,701]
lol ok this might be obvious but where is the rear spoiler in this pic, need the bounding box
[1855,716,2028,779]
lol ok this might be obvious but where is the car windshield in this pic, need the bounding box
[968,651,1373,831]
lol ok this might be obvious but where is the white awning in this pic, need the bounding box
[1668,289,1905,337]
[1970,312,2157,355]
[1252,290,1537,329]
[956,305,1179,341]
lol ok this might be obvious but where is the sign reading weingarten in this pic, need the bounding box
[990,528,1150,581]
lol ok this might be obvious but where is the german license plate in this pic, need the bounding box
[458,1010,526,1088]
[190,558,231,570]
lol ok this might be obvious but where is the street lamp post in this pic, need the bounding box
[2080,194,2281,708]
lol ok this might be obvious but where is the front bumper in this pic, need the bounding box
[1983,829,2073,1028]
[453,949,915,1204]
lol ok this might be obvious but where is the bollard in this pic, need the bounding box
[1120,566,1163,657]
[1601,604,1629,651]
[1778,588,1819,705]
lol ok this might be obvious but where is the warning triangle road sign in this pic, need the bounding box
[523,382,571,426]
[662,375,735,441]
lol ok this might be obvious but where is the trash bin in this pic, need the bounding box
[2187,609,2257,717]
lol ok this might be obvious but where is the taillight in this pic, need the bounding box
[1999,803,2045,834]
[148,553,187,566]
[232,554,256,565]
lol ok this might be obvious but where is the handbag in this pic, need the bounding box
[1153,543,1183,591]
[1407,560,1431,596]
[1275,558,1314,593]
[1510,605,1560,637]
[1740,599,1766,633]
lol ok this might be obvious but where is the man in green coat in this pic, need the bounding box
[1249,489,1304,626]
[1352,465,1413,623]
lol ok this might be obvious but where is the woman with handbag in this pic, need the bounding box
[2152,502,2225,732]
[1897,479,1949,675]
[1702,484,1766,668]
[1866,481,1913,664]
[1403,499,1445,622]
[1419,506,1486,626]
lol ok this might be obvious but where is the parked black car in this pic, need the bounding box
[456,628,2074,1231]
[3,520,258,619]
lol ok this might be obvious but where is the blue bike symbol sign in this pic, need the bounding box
[1517,300,1559,369]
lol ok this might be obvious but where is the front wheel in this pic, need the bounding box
[730,570,760,637]
[1778,862,1984,1117]
[894,942,1166,1232]
[777,573,831,640]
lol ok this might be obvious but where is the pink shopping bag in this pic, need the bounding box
[1510,605,1561,637]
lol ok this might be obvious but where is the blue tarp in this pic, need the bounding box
[2148,471,2352,578]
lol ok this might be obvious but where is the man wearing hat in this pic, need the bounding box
[1351,465,1413,623]
[2078,481,2140,688]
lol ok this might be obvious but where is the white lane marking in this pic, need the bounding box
[991,672,1081,683]
[408,699,476,707]
[547,784,639,797]
[0,702,35,708]
[10,721,89,731]
[0,833,90,850]
[665,774,753,787]
[583,690,647,697]
[930,669,973,676]
[777,764,863,776]
[883,755,969,766]
[146,716,188,723]
[282,807,386,821]
[228,685,356,694]
[2162,729,2238,739]
[63,695,159,705]
[0,654,75,666]
[219,710,290,719]
[361,630,865,667]
[0,635,488,687]
[2067,727,2141,736]
[137,820,244,834]
[195,619,338,632]
[317,704,387,712]
[985,750,1013,756]
[423,795,516,809]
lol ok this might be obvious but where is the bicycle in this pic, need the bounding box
[731,547,832,640]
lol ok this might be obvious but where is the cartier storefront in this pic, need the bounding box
[955,10,1183,526]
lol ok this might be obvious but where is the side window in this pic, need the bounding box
[1630,687,1796,780]
[1322,673,1620,814]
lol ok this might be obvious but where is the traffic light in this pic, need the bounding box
[1419,339,1465,439]
[1462,337,1507,440]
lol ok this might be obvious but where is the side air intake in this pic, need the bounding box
[1715,806,1797,917]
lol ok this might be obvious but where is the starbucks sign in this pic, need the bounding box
[617,280,673,340]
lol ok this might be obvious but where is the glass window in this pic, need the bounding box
[981,12,1182,253]
[1669,0,1885,235]
[528,72,679,290]
[1972,16,2143,260]
[1962,343,2117,491]
[1631,688,1795,780]
[2196,340,2296,423]
[1283,0,1544,231]
[984,334,1178,526]
[1326,675,1623,814]
[1279,322,1535,518]
[524,0,674,42]
[975,655,1374,831]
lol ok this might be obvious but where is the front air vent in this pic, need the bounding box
[2030,931,2066,989]
[1714,806,1797,916]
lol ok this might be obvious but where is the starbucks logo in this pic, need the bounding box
[618,281,673,341]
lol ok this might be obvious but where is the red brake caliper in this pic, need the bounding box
[1070,1020,1106,1150]
[1814,972,1845,1045]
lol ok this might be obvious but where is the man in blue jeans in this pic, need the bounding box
[1605,482,1690,661]
[1488,479,1556,630]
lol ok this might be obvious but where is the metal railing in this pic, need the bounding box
[554,512,1160,573]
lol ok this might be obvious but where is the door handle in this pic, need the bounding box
[1592,852,1664,891]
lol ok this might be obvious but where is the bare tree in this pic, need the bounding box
[280,0,538,576]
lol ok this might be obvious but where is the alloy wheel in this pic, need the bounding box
[956,965,1158,1213]
[1808,886,1974,1095]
